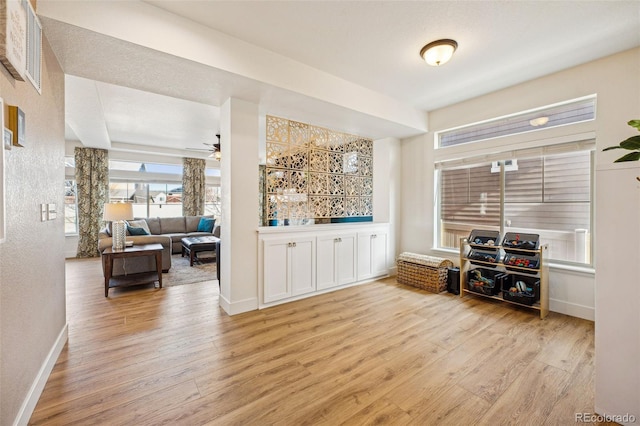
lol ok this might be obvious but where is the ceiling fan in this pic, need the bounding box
[186,134,221,160]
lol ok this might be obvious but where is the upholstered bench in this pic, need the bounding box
[181,236,220,266]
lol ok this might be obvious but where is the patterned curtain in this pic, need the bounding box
[183,157,206,216]
[75,147,109,257]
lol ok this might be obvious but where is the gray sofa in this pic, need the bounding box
[98,215,218,276]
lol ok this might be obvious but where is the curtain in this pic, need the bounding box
[75,147,109,257]
[183,157,206,216]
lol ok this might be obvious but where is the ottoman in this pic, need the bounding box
[181,236,220,266]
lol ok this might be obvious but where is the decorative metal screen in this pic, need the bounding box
[265,115,373,225]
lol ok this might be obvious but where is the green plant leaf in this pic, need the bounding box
[628,119,640,130]
[620,135,640,150]
[603,145,624,151]
[614,152,640,162]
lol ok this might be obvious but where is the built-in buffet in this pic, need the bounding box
[258,223,389,307]
[459,230,549,319]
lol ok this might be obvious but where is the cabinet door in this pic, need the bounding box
[371,232,388,277]
[263,239,291,303]
[336,233,357,285]
[357,233,374,280]
[290,237,316,296]
[358,231,388,280]
[317,235,338,290]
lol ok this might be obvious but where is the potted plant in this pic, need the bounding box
[603,120,640,181]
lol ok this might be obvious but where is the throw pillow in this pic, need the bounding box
[126,219,151,235]
[127,225,149,236]
[197,217,215,233]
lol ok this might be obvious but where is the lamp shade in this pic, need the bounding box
[420,39,458,66]
[103,202,134,222]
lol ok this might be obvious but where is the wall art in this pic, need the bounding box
[0,0,26,81]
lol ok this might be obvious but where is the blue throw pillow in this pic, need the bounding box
[197,217,215,233]
[127,225,149,235]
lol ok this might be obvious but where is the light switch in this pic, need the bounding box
[40,204,47,221]
[47,203,56,220]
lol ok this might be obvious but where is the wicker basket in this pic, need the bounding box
[396,252,454,293]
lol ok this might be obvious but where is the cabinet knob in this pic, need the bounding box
[293,242,297,247]
[334,238,339,242]
[372,234,377,238]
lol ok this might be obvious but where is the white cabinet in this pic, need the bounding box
[316,233,357,290]
[263,236,315,303]
[357,230,388,281]
[259,223,389,307]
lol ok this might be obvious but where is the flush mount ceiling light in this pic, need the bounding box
[420,39,458,66]
[529,116,550,127]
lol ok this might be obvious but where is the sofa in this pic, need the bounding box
[98,215,218,276]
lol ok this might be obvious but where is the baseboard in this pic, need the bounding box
[219,294,258,315]
[14,323,68,426]
[549,298,594,321]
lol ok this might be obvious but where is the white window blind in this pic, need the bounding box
[438,149,593,265]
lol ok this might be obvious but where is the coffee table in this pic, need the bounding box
[102,243,163,297]
[181,236,220,266]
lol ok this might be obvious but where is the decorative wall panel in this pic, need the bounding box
[265,115,373,225]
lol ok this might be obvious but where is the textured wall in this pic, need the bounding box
[0,36,66,424]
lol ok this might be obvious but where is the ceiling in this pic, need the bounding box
[38,1,640,159]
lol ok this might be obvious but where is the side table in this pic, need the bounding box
[102,243,163,297]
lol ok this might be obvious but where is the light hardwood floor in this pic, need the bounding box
[30,257,600,425]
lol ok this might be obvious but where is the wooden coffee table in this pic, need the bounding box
[102,243,163,297]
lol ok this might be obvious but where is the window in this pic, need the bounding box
[64,180,78,234]
[108,182,183,218]
[205,185,221,218]
[66,156,220,227]
[437,150,592,265]
[439,96,596,148]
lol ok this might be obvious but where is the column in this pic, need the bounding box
[219,98,260,314]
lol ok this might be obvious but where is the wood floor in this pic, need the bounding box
[30,257,599,425]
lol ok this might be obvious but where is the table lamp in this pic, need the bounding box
[104,202,134,251]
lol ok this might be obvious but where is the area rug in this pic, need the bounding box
[163,254,217,287]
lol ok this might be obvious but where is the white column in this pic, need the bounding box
[373,137,401,273]
[595,165,640,423]
[219,98,260,315]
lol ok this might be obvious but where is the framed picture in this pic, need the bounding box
[3,127,11,150]
[0,97,5,243]
[7,105,24,146]
[0,0,27,81]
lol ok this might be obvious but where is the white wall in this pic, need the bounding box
[595,165,640,424]
[373,137,402,273]
[218,98,260,315]
[400,47,640,422]
[0,38,67,425]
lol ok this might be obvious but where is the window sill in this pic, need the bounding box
[65,233,79,237]
[431,247,595,275]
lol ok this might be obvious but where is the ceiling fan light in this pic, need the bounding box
[420,39,458,66]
